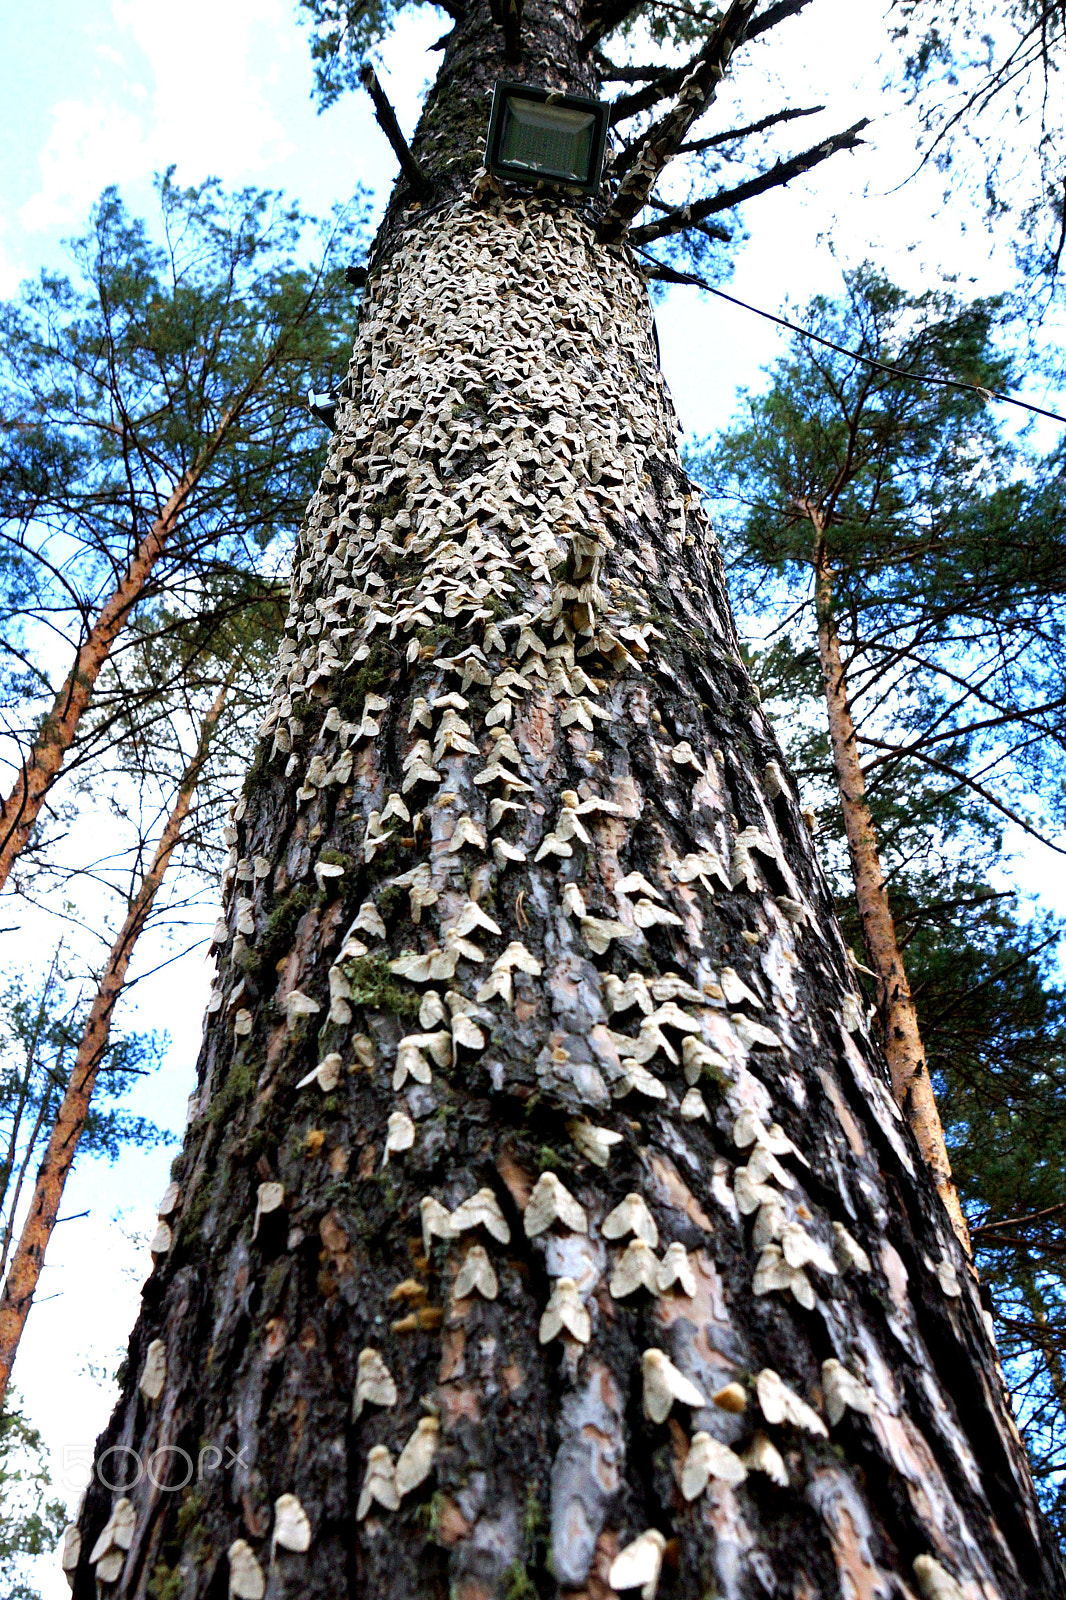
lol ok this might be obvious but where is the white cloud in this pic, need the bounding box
[112,0,292,180]
[19,99,148,231]
[19,0,293,235]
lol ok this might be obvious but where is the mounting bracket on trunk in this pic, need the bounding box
[307,389,340,429]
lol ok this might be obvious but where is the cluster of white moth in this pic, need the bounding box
[194,189,879,1198]
[72,188,976,1600]
[252,196,685,785]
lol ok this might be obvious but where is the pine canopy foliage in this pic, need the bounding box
[0,1395,67,1598]
[888,0,1066,287]
[706,264,1066,846]
[0,172,370,822]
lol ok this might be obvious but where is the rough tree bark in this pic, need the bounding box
[810,520,971,1254]
[67,3,1063,1597]
[0,674,231,1406]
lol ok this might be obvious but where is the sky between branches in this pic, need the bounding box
[1,1,1064,1594]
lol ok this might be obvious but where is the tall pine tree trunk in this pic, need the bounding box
[0,674,231,1406]
[68,5,1061,1596]
[811,523,970,1253]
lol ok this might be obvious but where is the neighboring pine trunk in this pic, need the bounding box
[0,676,230,1406]
[69,6,1061,1598]
[0,375,261,896]
[810,522,970,1252]
[0,953,66,1265]
[0,472,200,894]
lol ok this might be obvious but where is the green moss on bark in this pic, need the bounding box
[344,951,420,1016]
[250,884,316,982]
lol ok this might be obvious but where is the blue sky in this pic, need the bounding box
[2,2,1063,1592]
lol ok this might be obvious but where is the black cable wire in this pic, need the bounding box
[635,247,1066,428]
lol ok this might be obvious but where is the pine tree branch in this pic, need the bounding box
[606,0,814,120]
[599,0,760,240]
[501,0,523,62]
[645,201,731,244]
[746,0,814,42]
[859,689,1066,772]
[677,102,825,154]
[973,1204,1066,1238]
[858,736,1066,856]
[594,54,670,81]
[580,0,647,56]
[628,119,869,244]
[610,66,689,126]
[359,65,429,195]
[973,1234,1066,1257]
[611,99,823,184]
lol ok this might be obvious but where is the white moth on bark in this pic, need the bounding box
[608,1528,667,1599]
[822,1358,876,1426]
[272,1494,312,1553]
[60,1525,81,1589]
[657,1241,697,1296]
[357,1446,401,1519]
[354,1347,398,1416]
[641,1349,707,1423]
[227,1540,266,1600]
[681,1431,748,1498]
[609,1238,660,1298]
[383,1111,416,1163]
[524,1172,588,1236]
[89,1498,135,1583]
[252,1181,284,1238]
[452,1242,499,1300]
[420,1195,457,1253]
[755,1369,828,1438]
[539,1277,591,1344]
[449,1186,511,1241]
[395,1417,441,1496]
[137,1339,167,1402]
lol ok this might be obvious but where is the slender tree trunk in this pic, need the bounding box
[69,5,1061,1597]
[0,1047,65,1277]
[0,952,63,1238]
[0,676,230,1407]
[0,472,202,894]
[812,525,971,1253]
[0,368,271,897]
